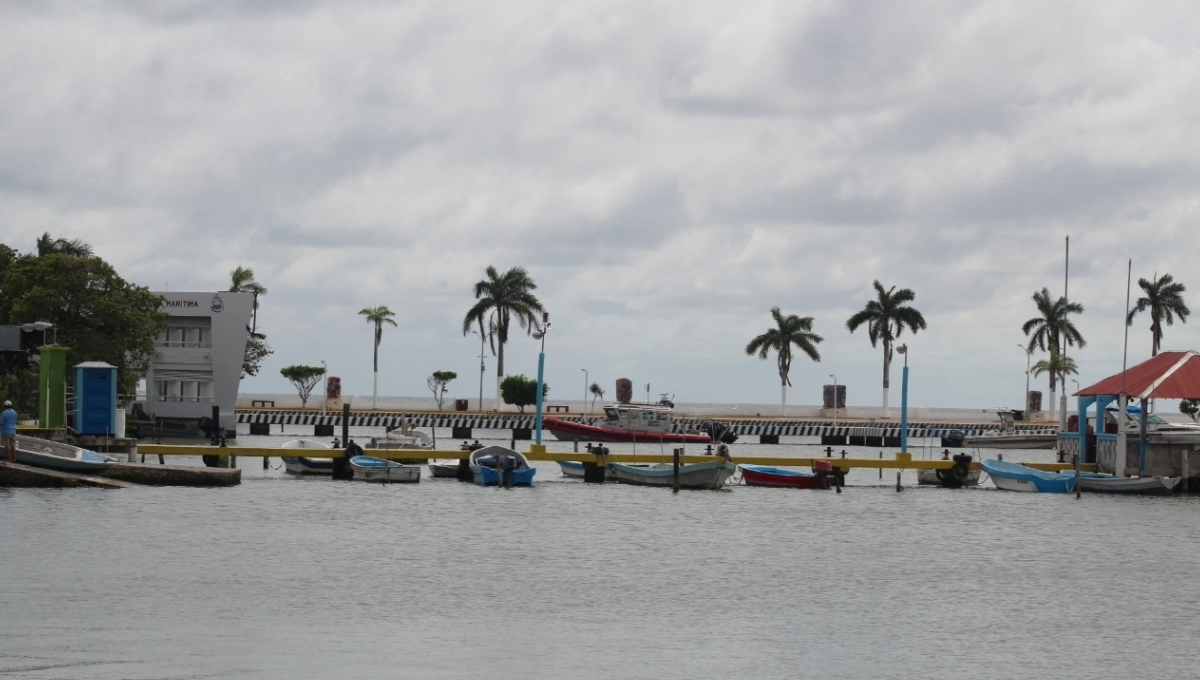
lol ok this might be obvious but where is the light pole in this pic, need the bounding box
[829,374,838,427]
[581,368,588,415]
[472,321,494,411]
[1017,344,1031,416]
[897,344,909,453]
[532,314,550,445]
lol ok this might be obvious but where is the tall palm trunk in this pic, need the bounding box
[495,339,505,410]
[372,325,381,409]
[881,340,892,418]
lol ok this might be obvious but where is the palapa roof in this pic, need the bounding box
[1075,350,1200,400]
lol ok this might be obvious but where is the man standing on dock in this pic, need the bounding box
[1,400,17,463]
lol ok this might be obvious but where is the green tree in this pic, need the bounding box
[229,265,272,378]
[280,365,326,408]
[0,253,167,395]
[745,307,822,417]
[359,305,397,409]
[500,374,548,413]
[1126,273,1189,357]
[462,266,545,410]
[1180,399,1200,422]
[1030,350,1078,387]
[589,382,605,411]
[428,370,458,410]
[845,281,926,418]
[1022,287,1086,421]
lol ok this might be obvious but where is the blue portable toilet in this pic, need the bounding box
[74,361,118,436]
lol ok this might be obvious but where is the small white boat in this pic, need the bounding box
[349,455,421,483]
[366,427,434,451]
[280,439,333,475]
[1078,473,1180,496]
[961,409,1058,450]
[428,461,461,479]
[468,446,536,486]
[14,435,117,472]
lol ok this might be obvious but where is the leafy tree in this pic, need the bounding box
[1180,399,1200,422]
[241,332,272,379]
[500,374,548,413]
[589,382,605,411]
[745,307,822,417]
[359,305,397,409]
[428,370,458,410]
[1126,273,1189,357]
[229,265,272,377]
[1022,287,1086,421]
[462,266,545,410]
[280,365,326,408]
[0,253,167,395]
[845,281,926,417]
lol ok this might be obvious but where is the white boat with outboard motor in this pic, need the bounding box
[280,439,334,475]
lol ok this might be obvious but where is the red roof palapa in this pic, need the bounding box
[1075,350,1200,400]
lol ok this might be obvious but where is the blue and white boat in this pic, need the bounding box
[349,455,421,483]
[607,458,735,489]
[981,459,1077,493]
[1078,472,1180,496]
[469,446,536,487]
[14,435,117,473]
[280,439,334,475]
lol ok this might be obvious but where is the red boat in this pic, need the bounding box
[738,462,834,489]
[542,416,713,444]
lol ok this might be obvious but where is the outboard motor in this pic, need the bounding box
[813,459,834,490]
[937,453,973,489]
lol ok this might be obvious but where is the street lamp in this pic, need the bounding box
[1017,344,1031,416]
[21,321,55,346]
[472,319,495,411]
[829,374,838,427]
[896,344,909,453]
[581,368,588,415]
[532,313,550,445]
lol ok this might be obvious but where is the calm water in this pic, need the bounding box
[2,428,1199,679]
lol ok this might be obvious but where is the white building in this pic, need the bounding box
[139,291,253,437]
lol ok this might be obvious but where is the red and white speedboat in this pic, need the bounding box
[543,399,728,444]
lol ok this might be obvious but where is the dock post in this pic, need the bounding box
[332,403,353,480]
[896,471,902,492]
[672,447,680,493]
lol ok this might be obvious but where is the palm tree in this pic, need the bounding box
[228,265,268,333]
[1021,287,1085,421]
[846,281,926,418]
[461,266,545,409]
[35,232,92,258]
[359,305,397,409]
[589,382,605,411]
[1126,273,1189,357]
[1030,350,1078,392]
[745,308,822,416]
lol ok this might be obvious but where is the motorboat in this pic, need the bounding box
[280,439,333,475]
[14,435,118,472]
[607,458,735,489]
[543,396,736,444]
[1078,472,1180,496]
[468,446,536,487]
[981,459,1076,493]
[349,455,421,483]
[959,409,1058,450]
[739,463,833,489]
[366,427,434,451]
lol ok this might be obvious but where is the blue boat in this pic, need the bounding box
[981,459,1077,493]
[469,446,536,487]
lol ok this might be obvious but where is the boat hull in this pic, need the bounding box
[981,459,1076,493]
[607,460,735,489]
[1079,473,1180,495]
[543,417,712,444]
[280,440,333,475]
[963,434,1059,450]
[739,464,831,489]
[14,435,116,472]
[916,468,982,486]
[349,456,421,483]
[428,462,461,479]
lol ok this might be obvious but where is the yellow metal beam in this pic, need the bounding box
[133,445,1096,472]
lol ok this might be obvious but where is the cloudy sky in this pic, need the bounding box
[3,1,1199,413]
